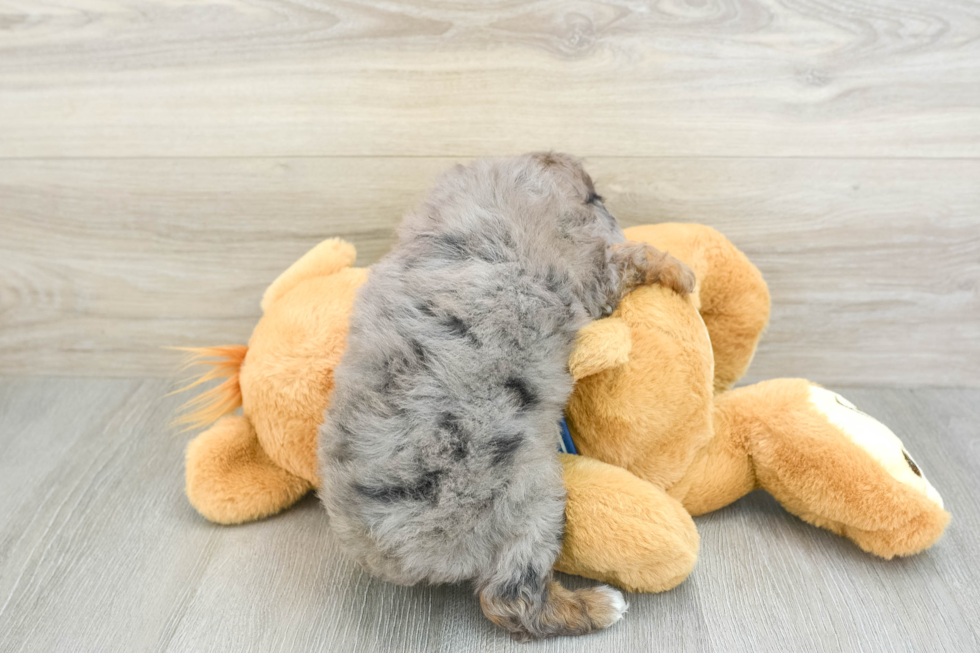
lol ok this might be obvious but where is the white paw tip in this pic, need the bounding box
[597,585,628,623]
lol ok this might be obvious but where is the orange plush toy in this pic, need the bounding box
[178,225,949,594]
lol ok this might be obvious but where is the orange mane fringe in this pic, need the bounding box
[169,345,249,431]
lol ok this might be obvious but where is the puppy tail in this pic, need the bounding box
[168,345,249,431]
[479,573,627,642]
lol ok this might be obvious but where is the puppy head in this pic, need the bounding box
[405,153,624,248]
[526,152,625,246]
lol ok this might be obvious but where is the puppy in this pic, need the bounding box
[318,152,694,641]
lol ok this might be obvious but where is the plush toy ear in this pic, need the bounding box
[569,318,632,381]
[261,238,357,312]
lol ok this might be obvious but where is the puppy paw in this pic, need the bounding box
[642,247,695,295]
[656,255,696,295]
[610,241,695,299]
[483,580,628,641]
[592,585,629,626]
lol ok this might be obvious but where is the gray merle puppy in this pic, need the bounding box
[318,152,694,641]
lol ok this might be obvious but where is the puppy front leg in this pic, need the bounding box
[609,241,695,300]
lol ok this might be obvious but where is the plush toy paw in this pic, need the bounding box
[739,380,950,559]
[808,386,943,509]
[805,386,949,557]
[556,454,700,593]
[186,416,312,524]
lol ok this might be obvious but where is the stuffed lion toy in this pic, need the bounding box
[177,223,949,593]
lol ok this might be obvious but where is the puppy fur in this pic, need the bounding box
[318,152,693,641]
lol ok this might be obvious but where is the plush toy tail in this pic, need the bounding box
[170,345,249,431]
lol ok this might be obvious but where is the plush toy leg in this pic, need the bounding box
[556,454,700,593]
[186,415,313,524]
[676,380,950,558]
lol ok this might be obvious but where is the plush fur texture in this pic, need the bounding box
[317,153,690,640]
[560,223,950,591]
[185,415,311,524]
[555,453,699,593]
[182,239,366,522]
[179,221,949,613]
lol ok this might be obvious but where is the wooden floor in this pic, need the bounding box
[0,378,977,652]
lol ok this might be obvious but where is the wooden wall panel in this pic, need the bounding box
[1,0,977,382]
[2,157,977,384]
[0,0,978,158]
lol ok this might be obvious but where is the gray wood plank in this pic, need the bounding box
[0,380,977,652]
[0,0,978,158]
[0,378,219,652]
[2,157,978,385]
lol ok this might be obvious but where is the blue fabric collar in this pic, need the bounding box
[558,417,578,455]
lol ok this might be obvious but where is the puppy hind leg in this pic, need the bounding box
[477,543,627,641]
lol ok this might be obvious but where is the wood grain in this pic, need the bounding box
[2,157,977,384]
[0,0,978,158]
[0,379,976,652]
